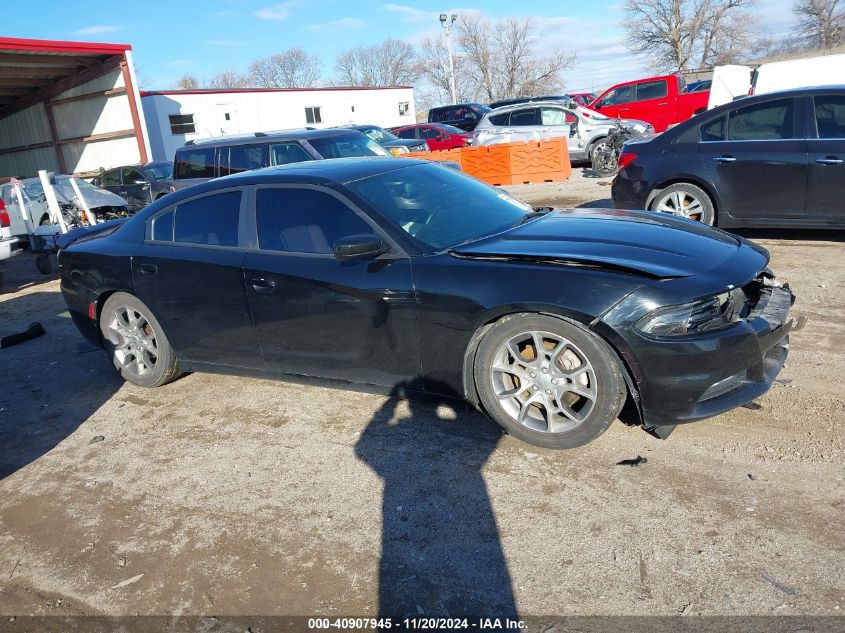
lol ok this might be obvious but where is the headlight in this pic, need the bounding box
[635,293,737,337]
[389,146,410,156]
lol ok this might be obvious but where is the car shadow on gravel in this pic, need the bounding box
[355,382,518,619]
[0,290,121,480]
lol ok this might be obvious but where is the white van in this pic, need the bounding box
[708,53,845,109]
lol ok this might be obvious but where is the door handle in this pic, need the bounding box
[137,264,157,276]
[250,277,276,294]
[713,156,737,163]
[656,102,669,106]
[815,157,843,165]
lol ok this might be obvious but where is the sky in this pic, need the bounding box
[2,0,796,96]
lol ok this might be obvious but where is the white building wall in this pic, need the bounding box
[142,87,416,161]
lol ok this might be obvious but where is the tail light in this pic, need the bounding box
[617,151,638,171]
[0,199,9,228]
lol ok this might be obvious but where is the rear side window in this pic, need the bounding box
[510,108,540,126]
[270,142,314,166]
[728,99,795,140]
[420,127,442,139]
[224,144,267,175]
[256,188,373,254]
[541,107,567,126]
[636,80,668,101]
[173,191,241,247]
[308,134,385,158]
[396,128,417,139]
[814,95,845,139]
[174,147,215,179]
[101,170,121,187]
[700,116,726,142]
[430,108,449,122]
[488,112,510,126]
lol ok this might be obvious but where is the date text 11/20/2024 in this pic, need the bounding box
[308,617,526,630]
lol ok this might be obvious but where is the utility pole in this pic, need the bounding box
[440,13,457,105]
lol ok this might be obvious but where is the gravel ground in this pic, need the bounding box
[0,170,843,625]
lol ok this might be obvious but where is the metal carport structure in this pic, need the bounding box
[0,36,150,178]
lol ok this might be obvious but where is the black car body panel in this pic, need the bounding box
[59,158,797,437]
[428,103,492,132]
[612,86,845,228]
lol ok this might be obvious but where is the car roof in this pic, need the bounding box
[176,128,366,150]
[709,84,845,113]
[488,100,572,114]
[430,102,485,110]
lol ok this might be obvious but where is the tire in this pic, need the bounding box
[35,254,51,275]
[590,142,617,175]
[473,313,626,449]
[100,292,181,388]
[649,182,716,225]
[586,137,605,163]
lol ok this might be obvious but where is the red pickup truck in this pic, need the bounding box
[587,74,709,132]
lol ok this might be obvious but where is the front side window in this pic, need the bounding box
[101,170,121,187]
[420,127,442,140]
[814,95,845,139]
[305,107,322,124]
[173,191,241,247]
[636,80,668,101]
[226,143,267,175]
[269,142,314,166]
[174,148,215,179]
[601,85,635,106]
[347,162,532,252]
[728,99,795,141]
[308,133,388,158]
[256,187,373,254]
[397,128,417,139]
[510,108,540,126]
[121,168,145,184]
[169,114,195,135]
[489,112,510,126]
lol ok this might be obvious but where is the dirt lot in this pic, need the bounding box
[0,168,843,626]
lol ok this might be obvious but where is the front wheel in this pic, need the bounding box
[591,142,618,175]
[649,182,715,225]
[100,292,182,388]
[474,314,626,449]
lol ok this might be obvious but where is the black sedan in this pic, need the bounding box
[612,86,845,228]
[59,158,800,448]
[93,161,175,212]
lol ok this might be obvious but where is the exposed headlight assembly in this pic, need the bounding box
[389,146,410,156]
[635,292,739,337]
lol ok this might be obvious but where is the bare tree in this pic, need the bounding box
[416,36,470,107]
[175,74,200,90]
[248,48,322,88]
[334,39,419,86]
[206,69,250,89]
[622,0,755,71]
[795,0,843,48]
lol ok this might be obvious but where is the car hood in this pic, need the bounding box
[450,208,747,279]
[55,185,128,208]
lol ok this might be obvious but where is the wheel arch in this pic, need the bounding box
[645,176,721,223]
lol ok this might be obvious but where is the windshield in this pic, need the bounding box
[141,163,173,180]
[308,133,389,158]
[361,127,399,143]
[347,163,533,251]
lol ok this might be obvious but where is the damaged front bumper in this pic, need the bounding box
[603,272,805,439]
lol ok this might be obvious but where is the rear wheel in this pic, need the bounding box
[100,292,181,388]
[650,182,715,225]
[474,314,626,448]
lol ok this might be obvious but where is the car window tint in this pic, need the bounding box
[420,127,442,139]
[488,112,510,126]
[152,210,174,241]
[174,191,241,247]
[174,147,215,179]
[728,99,794,140]
[602,85,635,106]
[510,108,540,126]
[121,168,145,184]
[814,95,845,139]
[397,128,417,139]
[227,144,267,175]
[541,107,566,126]
[636,80,668,101]
[102,170,121,187]
[269,142,314,166]
[700,116,726,142]
[308,133,386,158]
[256,188,372,254]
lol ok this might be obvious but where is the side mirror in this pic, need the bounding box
[594,102,603,110]
[333,234,389,261]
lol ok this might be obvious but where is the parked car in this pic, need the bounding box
[336,124,428,154]
[389,123,474,151]
[488,95,570,109]
[588,74,709,132]
[0,199,22,288]
[427,103,492,132]
[0,175,131,235]
[59,157,798,449]
[172,129,390,189]
[92,162,174,212]
[612,86,845,228]
[568,93,597,107]
[472,101,653,162]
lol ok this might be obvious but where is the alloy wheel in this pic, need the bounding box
[107,305,159,378]
[654,189,706,222]
[490,330,598,434]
